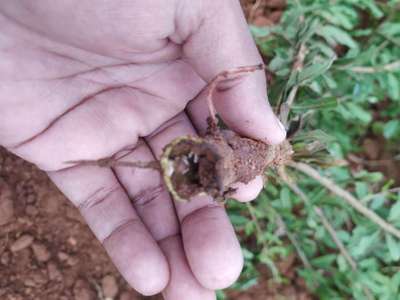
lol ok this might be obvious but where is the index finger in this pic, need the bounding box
[180,0,286,144]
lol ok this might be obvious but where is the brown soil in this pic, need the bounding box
[1,147,311,300]
[0,147,154,300]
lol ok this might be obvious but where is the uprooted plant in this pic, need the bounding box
[68,0,400,298]
[69,64,294,202]
[160,64,294,202]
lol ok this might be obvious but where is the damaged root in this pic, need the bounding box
[161,131,292,201]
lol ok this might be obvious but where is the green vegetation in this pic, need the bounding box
[225,0,400,299]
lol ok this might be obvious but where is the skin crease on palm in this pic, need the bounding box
[0,1,286,299]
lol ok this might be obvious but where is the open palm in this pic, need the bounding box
[0,1,285,299]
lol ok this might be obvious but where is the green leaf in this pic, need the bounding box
[318,6,356,30]
[291,97,339,111]
[311,254,337,268]
[242,247,255,260]
[244,222,255,236]
[269,56,290,72]
[337,255,348,272]
[383,120,400,139]
[297,57,336,84]
[229,214,250,226]
[318,25,358,49]
[385,234,400,261]
[249,25,273,38]
[280,187,292,209]
[297,17,320,45]
[387,73,400,101]
[371,195,386,210]
[344,102,372,124]
[363,0,384,18]
[351,231,380,258]
[388,201,400,222]
[379,22,400,37]
[355,182,369,199]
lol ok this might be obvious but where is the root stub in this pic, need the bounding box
[161,130,292,201]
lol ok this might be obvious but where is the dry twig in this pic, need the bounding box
[282,175,375,299]
[206,64,265,126]
[289,161,400,239]
[338,60,400,73]
[279,43,308,127]
[275,214,312,269]
[249,0,263,22]
[283,178,357,269]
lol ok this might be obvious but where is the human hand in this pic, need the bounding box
[0,1,286,298]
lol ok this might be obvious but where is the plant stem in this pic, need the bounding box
[275,214,312,269]
[246,202,264,241]
[66,159,160,170]
[206,64,265,126]
[337,60,400,73]
[361,187,400,202]
[279,43,307,127]
[282,174,376,299]
[283,178,357,270]
[249,0,263,22]
[289,162,400,239]
[245,202,280,280]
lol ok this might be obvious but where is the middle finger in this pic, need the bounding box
[113,139,214,299]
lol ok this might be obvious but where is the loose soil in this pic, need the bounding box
[0,147,151,300]
[0,147,311,299]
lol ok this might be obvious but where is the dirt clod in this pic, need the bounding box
[32,242,51,262]
[10,234,34,252]
[119,291,141,300]
[47,262,63,281]
[0,182,14,226]
[73,279,95,300]
[102,275,119,299]
[1,251,11,265]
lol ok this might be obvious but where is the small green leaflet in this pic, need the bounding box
[385,234,400,261]
[318,25,359,49]
[387,73,400,101]
[383,120,400,139]
[388,201,400,222]
[291,97,339,111]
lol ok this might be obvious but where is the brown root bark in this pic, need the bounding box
[161,125,292,201]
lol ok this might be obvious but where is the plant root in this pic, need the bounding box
[161,63,292,201]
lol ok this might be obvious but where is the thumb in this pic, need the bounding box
[178,0,286,145]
